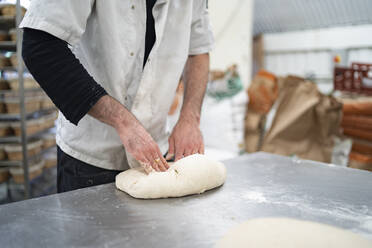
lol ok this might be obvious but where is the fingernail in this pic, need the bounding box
[144,165,152,174]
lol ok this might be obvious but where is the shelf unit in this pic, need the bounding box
[0,1,57,201]
[0,15,16,30]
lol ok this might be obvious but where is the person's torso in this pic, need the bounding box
[58,0,195,170]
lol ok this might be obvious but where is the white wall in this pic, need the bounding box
[264,25,372,52]
[198,1,253,159]
[349,49,372,65]
[263,24,372,93]
[208,0,254,87]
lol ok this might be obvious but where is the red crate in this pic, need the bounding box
[334,63,372,95]
[351,63,372,72]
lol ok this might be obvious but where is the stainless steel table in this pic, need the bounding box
[1,152,372,247]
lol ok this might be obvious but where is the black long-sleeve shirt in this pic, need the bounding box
[22,0,157,125]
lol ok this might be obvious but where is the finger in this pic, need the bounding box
[160,155,169,170]
[184,149,192,157]
[151,148,167,172]
[191,147,199,155]
[199,142,205,154]
[152,160,162,172]
[155,151,168,172]
[166,138,175,160]
[144,164,153,174]
[140,161,153,174]
[153,146,169,170]
[175,145,184,161]
[184,144,195,157]
[157,160,167,172]
[139,159,153,174]
[146,152,160,172]
[152,146,169,171]
[152,160,160,172]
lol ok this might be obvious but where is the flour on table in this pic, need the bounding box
[216,218,372,248]
[115,154,227,199]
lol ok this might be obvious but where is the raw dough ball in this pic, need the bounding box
[115,154,226,199]
[216,218,372,248]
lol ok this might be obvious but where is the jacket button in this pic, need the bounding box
[130,52,134,56]
[131,5,135,10]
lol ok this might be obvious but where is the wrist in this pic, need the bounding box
[112,114,126,131]
[179,108,200,125]
[112,107,135,133]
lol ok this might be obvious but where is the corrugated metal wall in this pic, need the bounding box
[349,49,372,64]
[265,50,334,93]
[265,51,331,78]
[254,0,372,35]
[255,0,372,93]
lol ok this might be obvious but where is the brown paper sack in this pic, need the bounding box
[244,70,278,153]
[260,76,343,163]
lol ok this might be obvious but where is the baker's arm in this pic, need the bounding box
[22,28,107,125]
[166,53,209,161]
[166,0,213,161]
[22,28,168,172]
[88,96,168,172]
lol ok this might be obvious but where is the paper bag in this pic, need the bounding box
[244,70,278,153]
[261,76,342,163]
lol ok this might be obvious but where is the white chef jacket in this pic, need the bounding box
[20,0,214,170]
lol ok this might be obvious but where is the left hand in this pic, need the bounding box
[166,116,204,161]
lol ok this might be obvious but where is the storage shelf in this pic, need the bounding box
[0,107,56,120]
[0,136,20,142]
[0,2,50,202]
[0,145,56,165]
[0,41,16,51]
[4,166,57,204]
[0,66,29,72]
[0,16,15,31]
[0,145,56,167]
[0,126,55,143]
[0,88,42,98]
[0,153,43,167]
[7,166,57,197]
[0,160,20,166]
[0,66,17,71]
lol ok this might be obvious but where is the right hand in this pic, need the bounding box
[87,95,168,173]
[116,120,169,173]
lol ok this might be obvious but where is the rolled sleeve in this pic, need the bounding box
[19,0,95,46]
[189,0,215,55]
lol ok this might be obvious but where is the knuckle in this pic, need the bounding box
[133,152,142,160]
[155,147,161,154]
[151,145,158,153]
[145,146,153,154]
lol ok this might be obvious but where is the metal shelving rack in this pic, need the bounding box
[0,0,57,202]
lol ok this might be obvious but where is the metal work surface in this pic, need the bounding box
[0,152,371,247]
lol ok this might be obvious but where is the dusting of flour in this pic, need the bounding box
[239,186,372,239]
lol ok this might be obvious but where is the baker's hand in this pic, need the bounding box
[166,115,204,161]
[116,120,169,173]
[87,95,168,173]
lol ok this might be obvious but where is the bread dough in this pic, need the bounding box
[115,154,226,199]
[216,218,372,248]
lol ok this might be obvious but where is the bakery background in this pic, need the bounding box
[0,0,372,203]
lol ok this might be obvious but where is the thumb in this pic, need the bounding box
[166,137,175,160]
